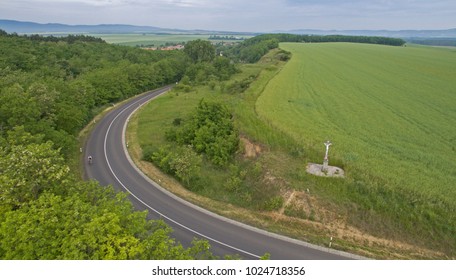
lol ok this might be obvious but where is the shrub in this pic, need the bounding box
[166,100,239,166]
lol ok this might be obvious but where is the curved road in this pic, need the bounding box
[84,87,357,260]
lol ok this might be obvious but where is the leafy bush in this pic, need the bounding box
[262,196,284,211]
[150,145,202,187]
[226,75,257,94]
[166,100,239,166]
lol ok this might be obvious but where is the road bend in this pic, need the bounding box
[84,86,358,260]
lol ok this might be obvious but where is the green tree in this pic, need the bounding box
[0,83,40,131]
[170,146,202,186]
[184,39,216,63]
[0,181,216,259]
[165,100,239,166]
[0,136,69,209]
[185,62,216,84]
[191,101,238,166]
[213,56,238,80]
[27,82,58,121]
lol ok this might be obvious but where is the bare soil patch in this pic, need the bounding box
[240,136,262,158]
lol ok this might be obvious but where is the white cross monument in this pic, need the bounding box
[322,140,332,172]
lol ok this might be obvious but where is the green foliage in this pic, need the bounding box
[261,196,284,211]
[275,49,292,61]
[184,239,217,260]
[184,39,216,63]
[184,62,216,84]
[240,39,280,63]
[224,175,243,192]
[223,165,246,192]
[0,134,216,259]
[226,74,258,94]
[166,100,239,166]
[150,145,202,188]
[0,183,214,259]
[259,253,271,260]
[0,31,187,159]
[247,33,406,46]
[22,33,106,44]
[0,130,69,209]
[217,36,279,63]
[0,31,219,259]
[180,40,238,86]
[171,146,202,186]
[150,145,175,174]
[213,56,239,80]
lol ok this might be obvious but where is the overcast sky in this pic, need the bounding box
[1,0,455,32]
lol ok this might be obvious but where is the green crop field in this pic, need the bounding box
[256,43,456,252]
[257,43,456,202]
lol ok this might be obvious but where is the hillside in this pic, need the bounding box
[132,42,455,258]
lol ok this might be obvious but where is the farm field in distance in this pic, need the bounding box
[97,33,250,47]
[256,43,456,255]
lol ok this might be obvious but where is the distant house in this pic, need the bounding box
[161,44,185,50]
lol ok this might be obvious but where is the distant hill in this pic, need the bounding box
[1,19,455,39]
[0,19,254,35]
[283,28,456,38]
[0,19,187,34]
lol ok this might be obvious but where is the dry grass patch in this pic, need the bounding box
[240,136,263,158]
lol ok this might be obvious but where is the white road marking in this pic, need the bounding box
[102,89,261,259]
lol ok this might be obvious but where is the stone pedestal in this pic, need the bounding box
[322,157,329,172]
[306,163,344,178]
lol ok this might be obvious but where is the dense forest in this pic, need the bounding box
[0,31,231,259]
[249,33,406,46]
[0,31,188,157]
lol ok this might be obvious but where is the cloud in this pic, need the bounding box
[159,0,208,7]
[0,0,455,31]
[39,0,126,6]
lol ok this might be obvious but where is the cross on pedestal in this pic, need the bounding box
[322,140,332,172]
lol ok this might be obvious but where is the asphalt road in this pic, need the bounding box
[84,87,358,260]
